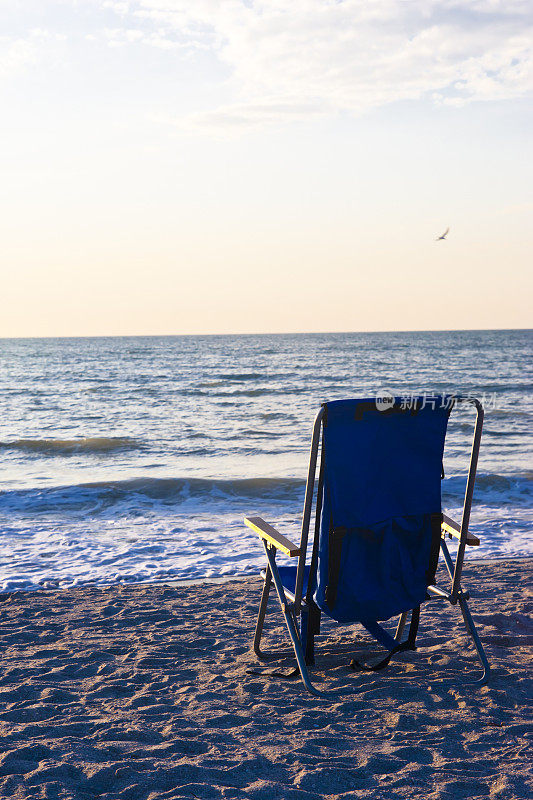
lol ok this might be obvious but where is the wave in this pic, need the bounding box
[170,386,299,398]
[0,476,306,516]
[0,437,140,456]
[442,472,532,507]
[259,412,292,421]
[212,372,268,381]
[0,471,530,518]
[486,408,533,419]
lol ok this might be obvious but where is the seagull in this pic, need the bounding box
[436,227,449,241]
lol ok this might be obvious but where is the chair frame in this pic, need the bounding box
[245,397,490,695]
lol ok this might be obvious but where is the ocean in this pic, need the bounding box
[0,330,531,592]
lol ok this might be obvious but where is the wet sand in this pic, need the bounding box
[0,560,531,799]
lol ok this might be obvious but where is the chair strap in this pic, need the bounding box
[351,606,420,672]
[426,513,443,586]
[324,525,347,608]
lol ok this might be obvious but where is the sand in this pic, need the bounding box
[0,559,531,800]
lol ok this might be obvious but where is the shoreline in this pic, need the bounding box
[2,554,532,597]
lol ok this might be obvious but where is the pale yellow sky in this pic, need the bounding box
[1,1,532,336]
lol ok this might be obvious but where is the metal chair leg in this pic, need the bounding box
[395,611,409,642]
[253,566,272,659]
[301,603,320,665]
[440,538,489,684]
[458,593,490,685]
[263,542,325,696]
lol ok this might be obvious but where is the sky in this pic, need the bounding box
[1,0,532,337]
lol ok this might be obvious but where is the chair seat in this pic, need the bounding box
[261,565,311,601]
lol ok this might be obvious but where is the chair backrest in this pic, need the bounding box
[310,397,452,623]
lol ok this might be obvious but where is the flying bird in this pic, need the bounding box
[436,227,449,241]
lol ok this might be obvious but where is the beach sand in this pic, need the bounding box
[0,560,531,799]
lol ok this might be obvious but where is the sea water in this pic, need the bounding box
[0,330,531,591]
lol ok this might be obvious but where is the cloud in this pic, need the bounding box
[102,26,190,50]
[3,2,532,132]
[101,0,533,132]
[0,29,52,79]
[158,97,332,135]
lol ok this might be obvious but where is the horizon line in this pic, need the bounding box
[0,326,531,341]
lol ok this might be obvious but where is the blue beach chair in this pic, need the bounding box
[245,396,489,695]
